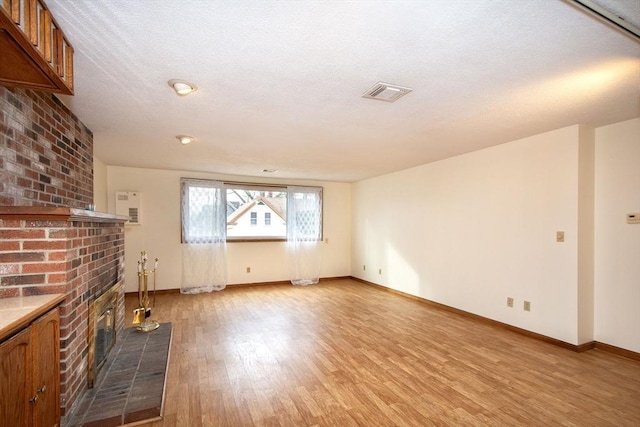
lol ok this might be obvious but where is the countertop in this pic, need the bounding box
[0,294,65,342]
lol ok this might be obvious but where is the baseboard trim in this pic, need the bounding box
[350,276,640,360]
[225,276,352,288]
[594,341,640,361]
[124,276,353,295]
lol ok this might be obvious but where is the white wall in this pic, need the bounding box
[94,119,638,351]
[103,166,351,293]
[93,156,107,211]
[352,125,590,345]
[594,118,640,352]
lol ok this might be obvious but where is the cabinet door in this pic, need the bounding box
[0,327,32,427]
[32,308,61,427]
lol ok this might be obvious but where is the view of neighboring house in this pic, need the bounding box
[227,195,287,239]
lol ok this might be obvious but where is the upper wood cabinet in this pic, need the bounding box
[0,0,74,94]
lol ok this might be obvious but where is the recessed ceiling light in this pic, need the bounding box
[176,135,194,145]
[168,79,197,96]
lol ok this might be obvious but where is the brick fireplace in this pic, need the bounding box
[0,207,127,415]
[0,86,128,417]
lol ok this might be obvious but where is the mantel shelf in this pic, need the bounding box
[0,206,129,223]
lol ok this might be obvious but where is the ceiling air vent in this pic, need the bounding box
[362,82,412,103]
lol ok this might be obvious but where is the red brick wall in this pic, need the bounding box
[0,85,121,416]
[0,214,125,415]
[0,86,93,208]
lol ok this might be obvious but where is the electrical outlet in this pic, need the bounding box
[378,268,382,275]
[556,231,564,242]
[524,301,531,311]
[507,297,514,308]
[246,267,251,273]
[363,265,366,271]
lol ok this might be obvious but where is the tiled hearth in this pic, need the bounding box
[68,323,172,427]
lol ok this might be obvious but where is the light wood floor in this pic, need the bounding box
[124,279,640,426]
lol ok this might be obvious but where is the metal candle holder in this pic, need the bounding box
[133,251,159,332]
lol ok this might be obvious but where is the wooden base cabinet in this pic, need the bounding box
[0,308,60,427]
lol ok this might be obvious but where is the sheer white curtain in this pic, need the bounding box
[180,179,227,294]
[286,186,322,285]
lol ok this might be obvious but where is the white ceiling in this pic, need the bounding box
[47,0,640,183]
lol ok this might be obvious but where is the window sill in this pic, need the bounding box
[227,238,287,243]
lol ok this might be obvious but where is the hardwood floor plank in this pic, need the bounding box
[131,279,639,426]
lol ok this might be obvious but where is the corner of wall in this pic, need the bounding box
[577,125,595,345]
[93,157,108,212]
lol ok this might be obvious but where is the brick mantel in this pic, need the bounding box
[0,207,128,416]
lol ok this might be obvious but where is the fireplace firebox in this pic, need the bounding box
[87,282,122,388]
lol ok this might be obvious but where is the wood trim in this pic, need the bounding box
[0,0,74,94]
[595,341,640,361]
[64,43,73,90]
[9,0,18,24]
[227,238,287,243]
[224,180,288,190]
[24,0,36,45]
[222,277,351,289]
[39,8,50,62]
[576,341,597,352]
[350,276,640,360]
[124,276,352,297]
[53,26,62,75]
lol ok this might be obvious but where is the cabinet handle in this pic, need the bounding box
[37,385,47,394]
[29,395,38,403]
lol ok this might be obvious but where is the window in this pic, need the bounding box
[182,179,322,242]
[287,187,323,242]
[226,183,287,240]
[180,178,226,243]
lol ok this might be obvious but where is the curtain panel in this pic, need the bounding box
[180,178,228,293]
[286,186,323,285]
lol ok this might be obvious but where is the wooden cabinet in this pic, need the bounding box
[0,307,60,427]
[0,326,31,426]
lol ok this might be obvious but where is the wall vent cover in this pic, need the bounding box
[362,82,413,103]
[115,191,141,225]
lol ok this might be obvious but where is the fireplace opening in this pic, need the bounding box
[95,304,115,371]
[88,283,122,388]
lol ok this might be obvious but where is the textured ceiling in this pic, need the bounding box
[47,0,640,182]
